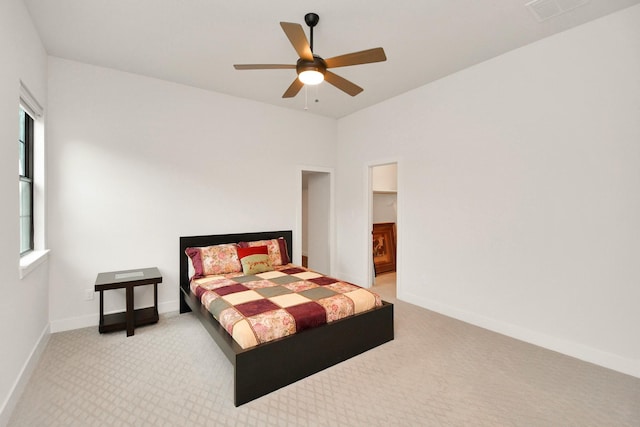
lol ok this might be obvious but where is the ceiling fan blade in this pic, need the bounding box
[280,22,313,61]
[324,47,387,68]
[234,64,296,70]
[282,78,304,98]
[324,71,363,96]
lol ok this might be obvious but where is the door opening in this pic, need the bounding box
[369,162,398,297]
[300,169,332,275]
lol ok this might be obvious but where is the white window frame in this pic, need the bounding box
[19,81,49,278]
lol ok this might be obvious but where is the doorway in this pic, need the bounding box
[369,162,398,298]
[299,168,333,275]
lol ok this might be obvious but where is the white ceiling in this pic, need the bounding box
[24,0,640,118]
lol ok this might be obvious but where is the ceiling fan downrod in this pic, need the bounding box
[305,13,319,53]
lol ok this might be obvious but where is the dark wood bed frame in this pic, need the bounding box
[179,230,394,406]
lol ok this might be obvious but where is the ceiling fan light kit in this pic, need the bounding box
[297,56,326,85]
[234,12,386,99]
[298,69,324,85]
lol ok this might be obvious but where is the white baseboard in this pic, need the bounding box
[399,290,640,379]
[0,323,50,427]
[158,300,179,314]
[49,312,96,333]
[49,300,180,333]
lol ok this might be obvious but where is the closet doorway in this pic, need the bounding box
[369,163,398,297]
[300,168,333,275]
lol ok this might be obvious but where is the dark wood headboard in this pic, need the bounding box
[179,230,293,296]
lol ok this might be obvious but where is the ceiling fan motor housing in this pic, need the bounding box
[296,55,327,76]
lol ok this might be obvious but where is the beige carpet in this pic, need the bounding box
[9,277,640,426]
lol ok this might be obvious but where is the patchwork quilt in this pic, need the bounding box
[190,264,382,349]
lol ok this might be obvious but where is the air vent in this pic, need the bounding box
[526,0,590,21]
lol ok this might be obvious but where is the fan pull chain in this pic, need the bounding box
[303,84,319,111]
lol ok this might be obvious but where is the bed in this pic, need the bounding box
[179,230,394,406]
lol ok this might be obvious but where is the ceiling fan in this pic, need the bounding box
[233,13,387,98]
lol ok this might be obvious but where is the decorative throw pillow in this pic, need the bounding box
[185,244,241,278]
[238,238,290,266]
[236,245,269,259]
[237,245,273,275]
[240,254,273,275]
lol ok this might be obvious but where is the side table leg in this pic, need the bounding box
[99,290,104,333]
[154,283,158,319]
[126,285,134,337]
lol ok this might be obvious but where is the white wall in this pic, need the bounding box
[372,193,397,224]
[372,163,398,224]
[0,0,49,424]
[306,172,331,274]
[46,57,337,331]
[372,163,397,192]
[336,5,640,377]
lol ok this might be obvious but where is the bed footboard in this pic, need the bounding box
[181,286,394,406]
[234,301,394,406]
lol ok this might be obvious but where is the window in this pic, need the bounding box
[19,107,34,255]
[18,81,47,276]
